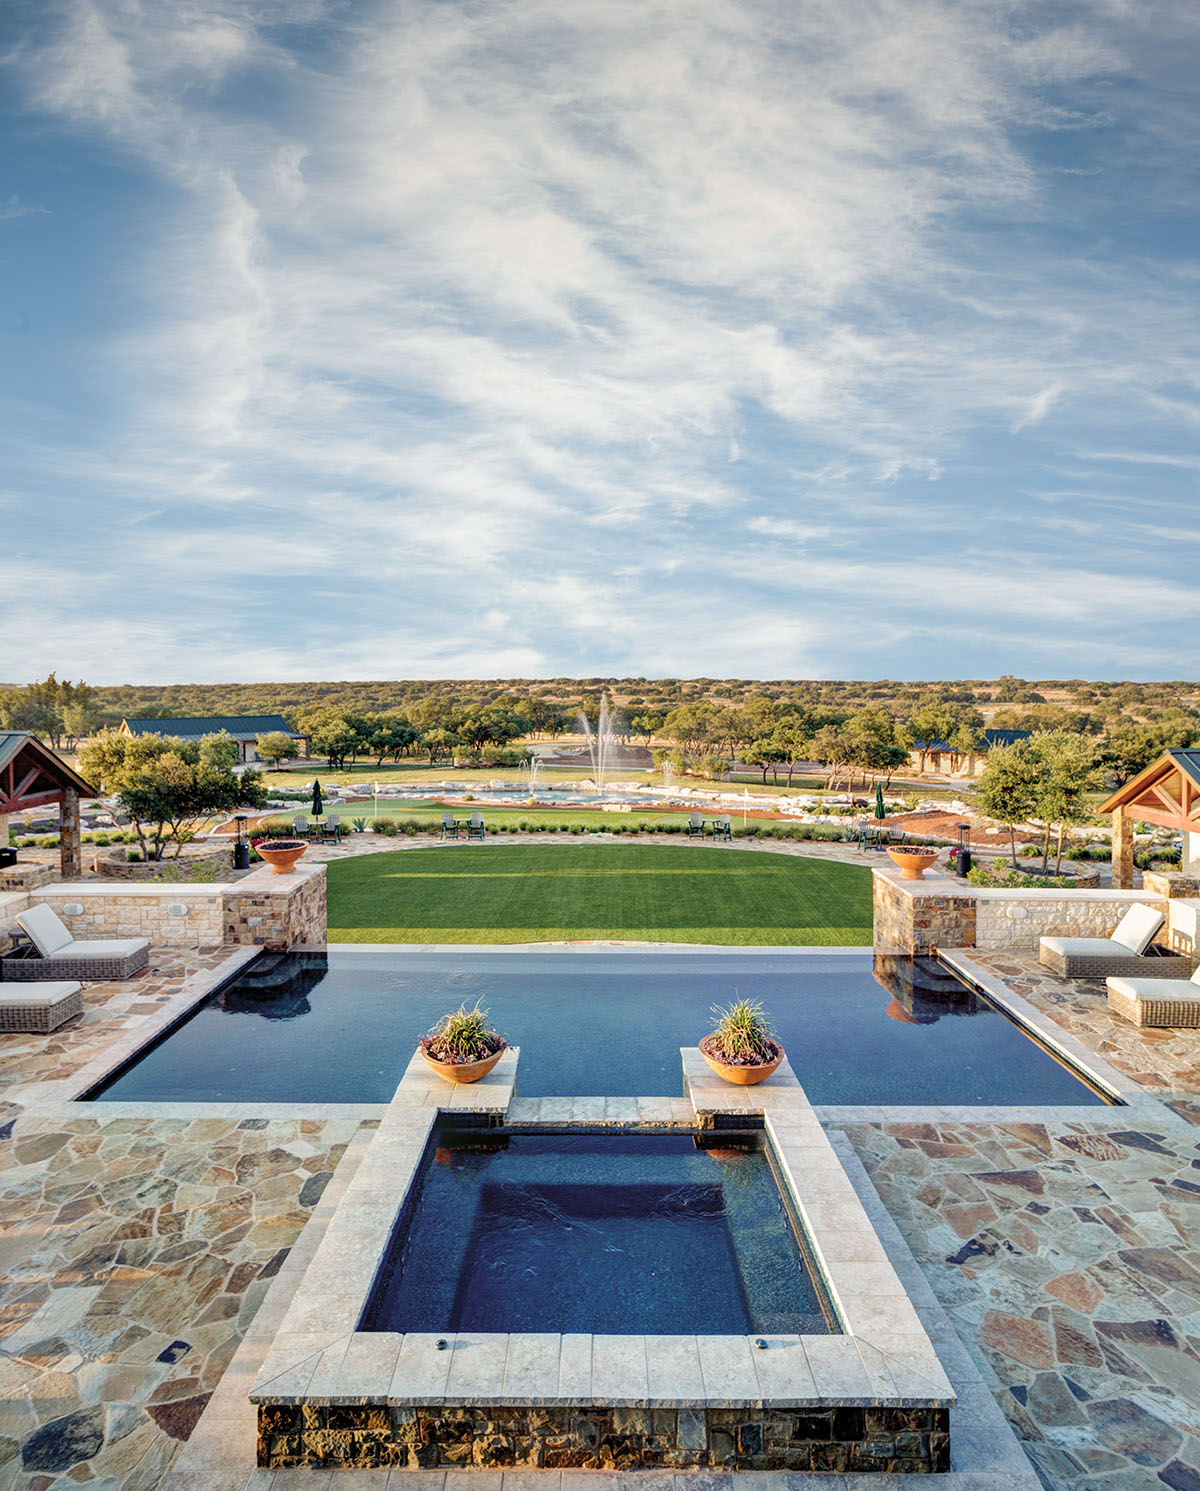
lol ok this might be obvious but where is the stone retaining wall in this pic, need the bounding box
[873,866,1171,954]
[0,863,327,954]
[259,1403,949,1474]
[32,886,227,947]
[92,852,244,882]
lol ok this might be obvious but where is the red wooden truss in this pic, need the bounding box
[0,733,94,816]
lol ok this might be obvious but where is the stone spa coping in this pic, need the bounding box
[248,1048,957,1473]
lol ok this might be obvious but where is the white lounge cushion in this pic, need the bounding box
[1106,968,1200,1002]
[0,981,81,1007]
[1110,903,1165,955]
[1040,937,1131,959]
[44,938,149,962]
[16,905,73,957]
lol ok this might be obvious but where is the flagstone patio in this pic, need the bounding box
[1,937,1200,1488]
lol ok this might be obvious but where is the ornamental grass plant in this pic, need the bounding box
[419,1001,506,1065]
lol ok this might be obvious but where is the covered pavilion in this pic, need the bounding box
[0,732,95,878]
[1099,748,1200,889]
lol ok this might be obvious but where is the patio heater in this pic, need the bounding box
[233,813,251,870]
[955,823,971,876]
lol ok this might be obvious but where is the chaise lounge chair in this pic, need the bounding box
[1038,903,1180,979]
[1107,964,1200,1028]
[7,905,150,981]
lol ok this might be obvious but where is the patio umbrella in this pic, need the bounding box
[311,778,324,820]
[875,782,886,820]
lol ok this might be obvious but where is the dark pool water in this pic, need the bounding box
[361,1130,830,1335]
[88,948,1109,1105]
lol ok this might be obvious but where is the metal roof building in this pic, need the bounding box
[119,715,306,764]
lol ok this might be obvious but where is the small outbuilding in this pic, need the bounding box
[1099,748,1200,889]
[0,732,96,878]
[119,714,307,764]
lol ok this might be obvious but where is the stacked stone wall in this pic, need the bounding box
[258,1403,949,1474]
[872,867,1174,954]
[973,894,1169,951]
[31,888,226,947]
[224,863,326,951]
[873,873,976,953]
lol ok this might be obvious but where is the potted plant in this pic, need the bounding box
[698,997,784,1086]
[252,838,309,875]
[418,1001,507,1084]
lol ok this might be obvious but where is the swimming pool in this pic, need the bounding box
[87,947,1110,1105]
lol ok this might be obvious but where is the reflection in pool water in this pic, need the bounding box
[88,948,1110,1107]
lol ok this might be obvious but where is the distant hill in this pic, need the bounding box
[88,676,1200,730]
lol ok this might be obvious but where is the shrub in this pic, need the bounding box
[374,818,398,836]
[351,818,368,833]
[967,866,1076,889]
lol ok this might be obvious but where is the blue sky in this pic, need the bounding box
[2,0,1198,684]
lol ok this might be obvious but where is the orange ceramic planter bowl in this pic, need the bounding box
[885,846,941,881]
[419,1044,507,1085]
[254,840,309,875]
[698,1034,784,1086]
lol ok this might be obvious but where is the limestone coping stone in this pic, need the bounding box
[250,1047,954,1417]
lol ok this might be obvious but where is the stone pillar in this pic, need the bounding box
[59,791,81,879]
[1184,830,1200,879]
[1112,807,1134,890]
[0,813,8,850]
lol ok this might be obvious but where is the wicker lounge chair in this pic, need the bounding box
[0,980,82,1031]
[1038,904,1182,979]
[8,905,149,981]
[1107,964,1200,1027]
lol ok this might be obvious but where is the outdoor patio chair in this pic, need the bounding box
[1038,903,1175,979]
[1107,962,1200,1027]
[319,817,341,843]
[440,814,459,840]
[687,814,704,837]
[10,905,149,981]
[710,815,732,841]
[467,814,485,841]
[292,816,312,840]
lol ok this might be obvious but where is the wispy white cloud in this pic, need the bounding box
[3,0,1199,681]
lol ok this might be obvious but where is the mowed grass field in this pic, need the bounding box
[325,843,873,945]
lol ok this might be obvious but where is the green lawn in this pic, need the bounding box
[326,843,873,945]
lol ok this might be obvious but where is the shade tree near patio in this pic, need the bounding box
[79,730,268,861]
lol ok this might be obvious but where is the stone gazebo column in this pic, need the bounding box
[1111,806,1134,890]
[59,791,82,879]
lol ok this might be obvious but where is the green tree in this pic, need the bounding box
[977,741,1042,868]
[79,731,267,861]
[255,730,296,769]
[366,712,418,765]
[422,726,461,766]
[199,731,239,771]
[1031,732,1103,872]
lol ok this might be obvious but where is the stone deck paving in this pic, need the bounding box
[3,937,1200,1486]
[0,952,373,1491]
